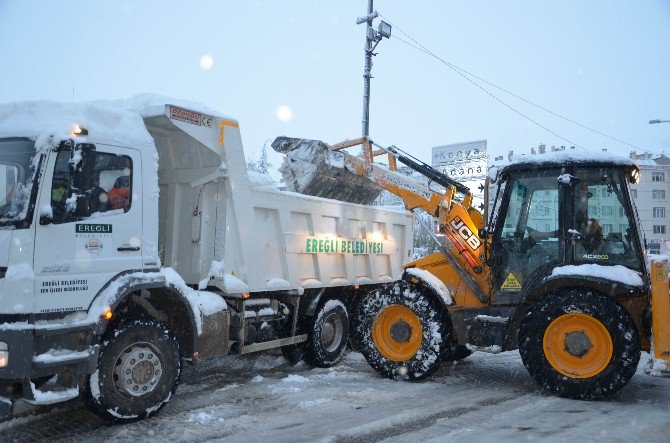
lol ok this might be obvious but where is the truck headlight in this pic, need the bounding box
[0,342,8,368]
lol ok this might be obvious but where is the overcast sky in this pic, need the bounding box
[1,1,669,169]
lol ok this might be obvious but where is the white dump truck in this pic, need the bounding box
[0,96,414,421]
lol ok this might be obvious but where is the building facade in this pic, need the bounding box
[629,152,670,254]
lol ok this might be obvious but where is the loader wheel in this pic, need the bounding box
[357,281,451,381]
[519,288,640,400]
[84,318,181,422]
[304,299,349,368]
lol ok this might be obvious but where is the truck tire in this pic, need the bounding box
[518,288,640,400]
[304,299,349,368]
[84,318,181,422]
[357,280,452,381]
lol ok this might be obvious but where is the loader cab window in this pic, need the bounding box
[50,148,133,223]
[571,168,641,271]
[496,169,562,291]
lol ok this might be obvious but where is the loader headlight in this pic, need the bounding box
[0,342,8,368]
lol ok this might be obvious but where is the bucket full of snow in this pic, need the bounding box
[272,136,383,205]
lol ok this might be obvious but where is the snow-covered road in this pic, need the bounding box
[2,351,669,442]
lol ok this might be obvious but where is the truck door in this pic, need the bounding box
[493,169,563,294]
[33,143,143,314]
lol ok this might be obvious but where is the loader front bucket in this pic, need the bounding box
[647,260,670,376]
[272,136,383,205]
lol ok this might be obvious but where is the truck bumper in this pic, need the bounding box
[0,319,99,416]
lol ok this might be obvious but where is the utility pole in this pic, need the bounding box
[361,0,374,140]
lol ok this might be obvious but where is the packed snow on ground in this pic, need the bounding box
[550,264,644,286]
[3,350,668,442]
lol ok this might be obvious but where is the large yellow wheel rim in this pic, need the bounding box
[372,305,423,362]
[543,313,613,379]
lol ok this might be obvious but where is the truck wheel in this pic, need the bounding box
[84,318,181,422]
[304,299,349,368]
[445,344,472,362]
[519,288,640,400]
[357,281,451,381]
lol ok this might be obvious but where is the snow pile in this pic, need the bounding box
[247,170,278,192]
[301,279,322,288]
[26,381,79,406]
[550,264,643,286]
[500,149,637,169]
[92,93,229,120]
[250,375,264,383]
[405,268,454,305]
[223,273,250,293]
[33,348,93,364]
[0,100,155,150]
[198,260,226,290]
[187,411,223,424]
[267,278,291,290]
[281,374,310,383]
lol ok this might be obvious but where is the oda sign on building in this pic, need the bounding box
[432,140,487,208]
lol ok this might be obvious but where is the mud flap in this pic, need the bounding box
[197,310,230,359]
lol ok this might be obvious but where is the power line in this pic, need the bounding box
[380,13,646,152]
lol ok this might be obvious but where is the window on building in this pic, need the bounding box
[602,188,609,198]
[602,206,613,216]
[619,207,624,217]
[631,189,638,198]
[603,224,613,234]
[653,172,665,182]
[589,205,598,215]
[653,225,667,234]
[653,207,666,218]
[653,190,666,199]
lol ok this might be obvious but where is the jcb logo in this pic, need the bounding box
[449,216,482,250]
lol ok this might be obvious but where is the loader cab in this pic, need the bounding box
[488,157,645,297]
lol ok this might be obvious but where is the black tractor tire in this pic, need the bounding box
[445,344,472,362]
[304,299,349,368]
[519,288,640,400]
[357,280,452,381]
[84,318,181,422]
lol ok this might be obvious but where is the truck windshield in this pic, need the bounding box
[0,138,39,226]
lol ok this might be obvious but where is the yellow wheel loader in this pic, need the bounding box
[273,136,670,400]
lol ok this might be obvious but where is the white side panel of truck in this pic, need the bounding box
[145,105,413,294]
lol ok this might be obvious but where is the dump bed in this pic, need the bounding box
[143,104,413,294]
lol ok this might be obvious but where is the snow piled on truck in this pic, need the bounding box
[94,93,230,120]
[0,100,154,149]
[550,264,644,286]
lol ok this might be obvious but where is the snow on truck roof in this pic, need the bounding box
[0,94,233,150]
[495,149,637,175]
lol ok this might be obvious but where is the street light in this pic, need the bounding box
[650,119,670,124]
